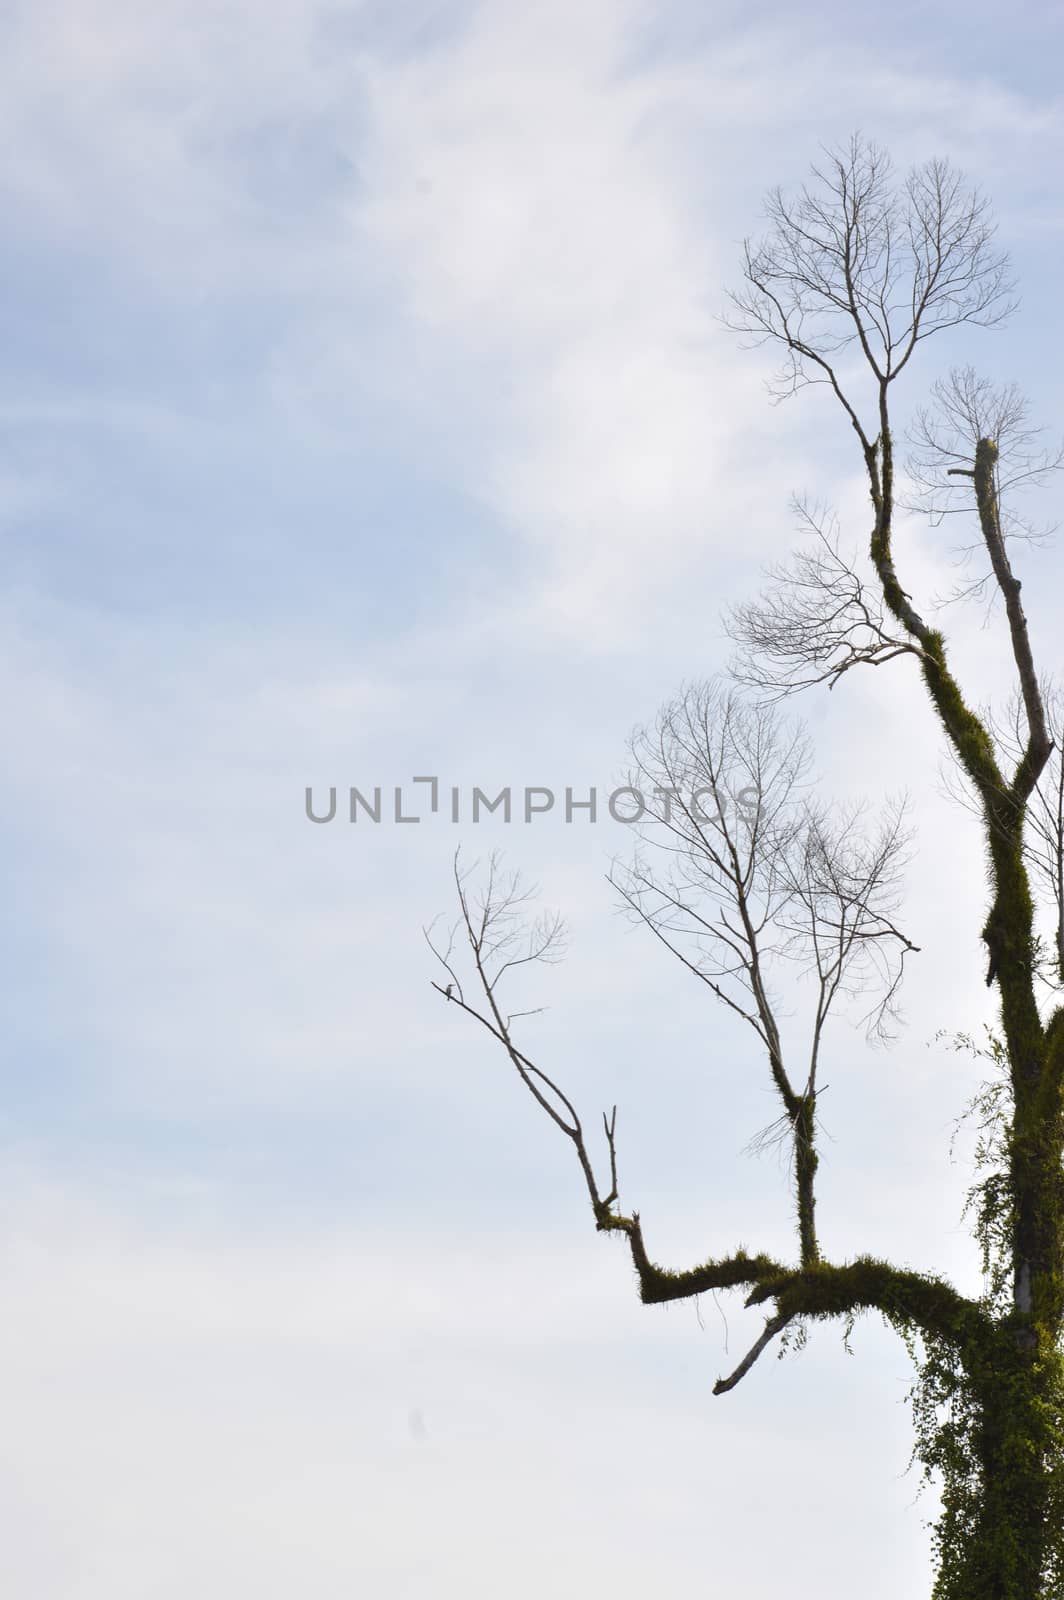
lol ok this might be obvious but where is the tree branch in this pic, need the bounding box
[713,1311,792,1395]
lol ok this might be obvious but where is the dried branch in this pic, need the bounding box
[724,136,1015,427]
[713,1310,793,1395]
[610,681,915,1266]
[905,366,1064,537]
[428,845,984,1394]
[729,499,922,696]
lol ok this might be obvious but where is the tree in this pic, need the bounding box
[426,137,1064,1599]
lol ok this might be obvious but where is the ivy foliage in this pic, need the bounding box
[894,1030,1064,1599]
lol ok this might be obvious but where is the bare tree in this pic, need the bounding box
[611,684,915,1263]
[429,137,1064,1600]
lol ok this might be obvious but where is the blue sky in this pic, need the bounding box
[4,1,1064,1594]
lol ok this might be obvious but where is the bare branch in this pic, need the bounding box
[728,499,923,696]
[724,136,1015,429]
[428,844,985,1405]
[611,680,915,1266]
[905,367,1064,536]
[712,1310,792,1394]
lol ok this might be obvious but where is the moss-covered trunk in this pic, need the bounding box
[939,1347,1051,1597]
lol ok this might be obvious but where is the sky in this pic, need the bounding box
[4,1,1064,1594]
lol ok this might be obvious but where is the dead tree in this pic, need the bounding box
[428,137,1064,1600]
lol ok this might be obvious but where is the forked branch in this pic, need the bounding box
[428,845,981,1396]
